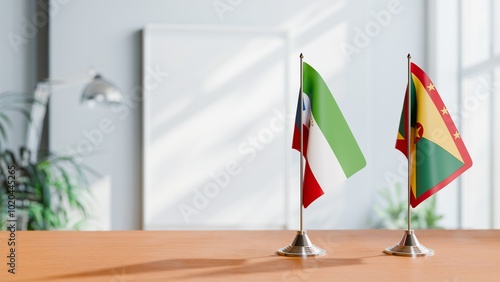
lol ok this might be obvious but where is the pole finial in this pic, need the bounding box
[407,53,411,59]
[300,53,304,59]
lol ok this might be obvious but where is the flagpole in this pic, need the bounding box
[406,53,412,232]
[383,53,434,257]
[299,53,304,232]
[277,53,325,257]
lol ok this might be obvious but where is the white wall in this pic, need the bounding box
[49,0,426,230]
[428,0,461,229]
[428,0,500,230]
[0,0,37,150]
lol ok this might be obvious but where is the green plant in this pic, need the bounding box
[0,92,94,230]
[372,182,444,229]
[0,92,35,149]
[0,148,94,230]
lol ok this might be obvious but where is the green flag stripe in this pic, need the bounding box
[398,77,418,137]
[415,137,464,198]
[302,62,366,177]
[410,77,417,125]
[398,106,405,137]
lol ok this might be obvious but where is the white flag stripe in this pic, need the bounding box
[301,94,311,128]
[307,112,347,189]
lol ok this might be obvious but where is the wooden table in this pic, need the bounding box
[0,230,499,281]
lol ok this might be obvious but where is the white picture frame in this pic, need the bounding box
[142,24,291,230]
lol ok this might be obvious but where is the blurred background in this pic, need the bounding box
[0,0,498,230]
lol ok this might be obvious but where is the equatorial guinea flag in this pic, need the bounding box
[292,62,366,208]
[396,62,472,208]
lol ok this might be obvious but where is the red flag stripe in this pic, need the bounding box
[292,122,324,207]
[303,161,325,208]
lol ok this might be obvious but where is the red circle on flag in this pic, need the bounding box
[415,122,424,143]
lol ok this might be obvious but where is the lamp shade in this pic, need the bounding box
[81,74,122,105]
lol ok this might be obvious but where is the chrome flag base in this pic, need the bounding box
[384,230,434,257]
[277,230,326,257]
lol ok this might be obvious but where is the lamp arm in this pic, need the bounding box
[25,67,96,161]
[25,68,121,160]
[25,82,51,162]
[43,67,97,90]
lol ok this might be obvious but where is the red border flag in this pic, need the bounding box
[396,63,472,208]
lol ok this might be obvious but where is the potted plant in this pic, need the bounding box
[372,182,444,229]
[0,92,94,230]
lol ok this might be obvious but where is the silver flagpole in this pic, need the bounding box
[277,53,325,257]
[383,54,434,257]
[299,53,304,232]
[407,53,412,233]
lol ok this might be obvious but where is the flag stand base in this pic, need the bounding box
[277,230,326,257]
[383,230,434,257]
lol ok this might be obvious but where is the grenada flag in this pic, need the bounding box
[292,62,366,208]
[396,62,472,208]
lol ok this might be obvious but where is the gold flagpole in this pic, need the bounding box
[383,54,434,257]
[277,53,325,257]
